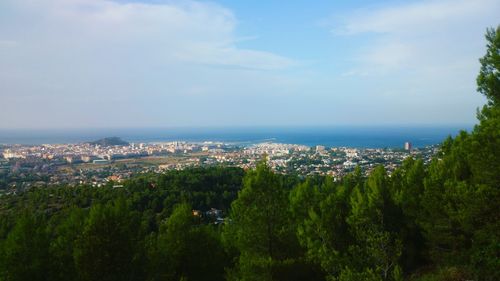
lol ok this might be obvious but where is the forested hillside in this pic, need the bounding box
[0,27,498,281]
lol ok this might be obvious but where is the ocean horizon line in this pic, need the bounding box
[0,125,472,148]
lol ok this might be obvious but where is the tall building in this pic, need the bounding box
[316,145,326,152]
[404,141,412,151]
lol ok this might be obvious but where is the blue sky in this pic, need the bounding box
[0,0,498,128]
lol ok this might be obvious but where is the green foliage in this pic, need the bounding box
[410,267,471,281]
[477,26,500,106]
[347,166,403,280]
[418,25,500,281]
[390,158,427,271]
[0,167,244,281]
[151,203,228,281]
[225,161,305,281]
[0,212,50,281]
[336,267,382,281]
[0,211,49,281]
[296,175,355,277]
[49,207,86,281]
[73,198,144,281]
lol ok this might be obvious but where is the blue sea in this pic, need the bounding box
[0,126,472,148]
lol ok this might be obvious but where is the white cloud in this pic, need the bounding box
[0,0,293,70]
[0,0,299,128]
[322,0,499,125]
[335,0,497,35]
[333,0,500,74]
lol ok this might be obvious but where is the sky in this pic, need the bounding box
[0,0,498,129]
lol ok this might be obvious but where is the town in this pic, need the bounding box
[0,138,438,191]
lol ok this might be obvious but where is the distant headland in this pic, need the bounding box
[88,137,129,146]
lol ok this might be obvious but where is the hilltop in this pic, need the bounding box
[88,137,129,146]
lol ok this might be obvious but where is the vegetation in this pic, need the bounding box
[0,27,498,281]
[88,137,130,146]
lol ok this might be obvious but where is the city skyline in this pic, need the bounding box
[1,0,499,128]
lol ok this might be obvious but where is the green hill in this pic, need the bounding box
[88,137,129,146]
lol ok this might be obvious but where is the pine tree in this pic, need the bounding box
[0,212,50,281]
[74,198,143,281]
[225,161,299,281]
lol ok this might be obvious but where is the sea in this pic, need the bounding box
[0,126,473,148]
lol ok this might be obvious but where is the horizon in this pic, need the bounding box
[0,124,472,147]
[1,0,498,128]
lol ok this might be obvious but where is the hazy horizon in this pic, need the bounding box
[1,0,498,128]
[0,125,473,147]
